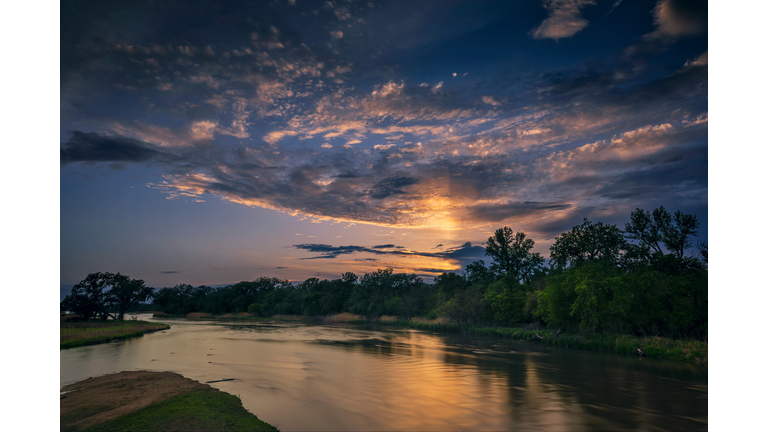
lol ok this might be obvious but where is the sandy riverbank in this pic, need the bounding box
[60,371,277,432]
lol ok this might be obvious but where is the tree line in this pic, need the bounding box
[61,206,707,339]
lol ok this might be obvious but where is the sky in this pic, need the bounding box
[59,0,709,288]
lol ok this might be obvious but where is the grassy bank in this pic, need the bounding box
[61,371,277,432]
[78,389,277,432]
[60,320,170,349]
[349,318,708,364]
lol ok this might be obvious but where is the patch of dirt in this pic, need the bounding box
[60,371,211,431]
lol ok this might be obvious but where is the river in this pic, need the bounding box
[60,314,707,431]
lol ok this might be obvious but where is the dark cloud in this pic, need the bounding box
[461,201,573,224]
[161,270,179,274]
[293,244,369,259]
[61,131,171,165]
[364,176,420,200]
[293,242,486,271]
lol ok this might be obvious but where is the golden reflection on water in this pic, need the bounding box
[61,316,707,431]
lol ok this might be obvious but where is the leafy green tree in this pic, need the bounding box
[434,272,466,300]
[463,260,494,285]
[567,262,623,332]
[549,219,626,269]
[537,271,580,329]
[437,286,486,328]
[483,276,529,325]
[349,268,424,319]
[485,227,544,283]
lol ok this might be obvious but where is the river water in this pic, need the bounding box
[60,314,707,431]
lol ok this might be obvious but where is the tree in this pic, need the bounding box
[104,273,155,321]
[438,286,486,328]
[464,260,493,285]
[484,227,544,283]
[625,206,700,259]
[61,272,154,321]
[549,219,626,269]
[662,210,700,259]
[61,272,111,320]
[624,207,703,273]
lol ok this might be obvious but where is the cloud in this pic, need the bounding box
[60,2,707,236]
[604,0,623,17]
[459,201,573,224]
[190,120,218,141]
[161,270,179,274]
[364,176,420,199]
[684,50,708,67]
[331,30,344,38]
[264,130,298,144]
[530,0,596,41]
[60,131,171,164]
[293,242,486,266]
[651,0,707,38]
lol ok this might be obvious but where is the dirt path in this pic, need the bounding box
[60,371,211,431]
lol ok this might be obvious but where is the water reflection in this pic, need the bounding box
[61,316,706,431]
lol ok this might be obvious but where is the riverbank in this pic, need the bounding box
[60,371,278,432]
[60,320,170,349]
[352,318,708,363]
[150,312,706,363]
[152,312,309,322]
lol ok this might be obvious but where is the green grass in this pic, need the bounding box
[60,321,170,349]
[355,319,708,363]
[77,389,278,432]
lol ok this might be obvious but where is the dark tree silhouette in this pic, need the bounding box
[625,206,701,260]
[61,272,154,321]
[484,227,544,283]
[61,272,111,320]
[549,219,626,269]
[105,273,155,321]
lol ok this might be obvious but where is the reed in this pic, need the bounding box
[323,313,364,323]
[186,312,212,318]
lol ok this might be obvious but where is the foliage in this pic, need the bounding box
[61,272,154,321]
[437,285,485,328]
[549,219,626,269]
[69,205,707,343]
[483,276,530,325]
[484,227,544,283]
[463,260,494,285]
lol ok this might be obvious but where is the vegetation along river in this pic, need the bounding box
[60,314,707,431]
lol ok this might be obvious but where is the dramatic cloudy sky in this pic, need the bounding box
[60,0,708,287]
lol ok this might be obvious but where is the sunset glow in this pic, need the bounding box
[60,0,707,288]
